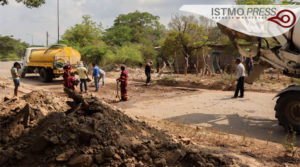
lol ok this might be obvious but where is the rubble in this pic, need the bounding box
[0,89,238,166]
[0,91,69,144]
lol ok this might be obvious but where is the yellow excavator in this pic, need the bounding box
[20,44,81,82]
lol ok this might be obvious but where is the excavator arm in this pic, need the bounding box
[218,23,300,84]
[218,23,300,132]
[218,23,269,84]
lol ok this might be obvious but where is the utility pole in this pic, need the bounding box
[57,0,60,44]
[46,31,49,47]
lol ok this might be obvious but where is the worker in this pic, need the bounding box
[11,62,21,97]
[63,65,79,92]
[117,66,128,101]
[63,64,71,88]
[92,63,100,92]
[77,63,89,93]
[145,61,153,86]
[233,58,245,98]
[99,68,105,87]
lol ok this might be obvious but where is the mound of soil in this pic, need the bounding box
[0,90,239,167]
[0,91,69,144]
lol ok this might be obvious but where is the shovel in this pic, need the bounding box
[116,81,121,100]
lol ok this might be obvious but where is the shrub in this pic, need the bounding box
[80,46,109,65]
[114,45,144,66]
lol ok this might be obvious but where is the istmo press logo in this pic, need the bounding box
[180,5,300,37]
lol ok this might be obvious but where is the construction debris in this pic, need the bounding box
[0,90,239,166]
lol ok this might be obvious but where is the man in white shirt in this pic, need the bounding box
[233,58,245,98]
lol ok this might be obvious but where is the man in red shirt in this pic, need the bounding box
[117,66,128,101]
[63,65,79,92]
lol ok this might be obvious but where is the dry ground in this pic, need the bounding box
[0,61,299,166]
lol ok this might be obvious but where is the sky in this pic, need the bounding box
[0,0,235,46]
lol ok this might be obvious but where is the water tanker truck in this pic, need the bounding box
[20,45,81,82]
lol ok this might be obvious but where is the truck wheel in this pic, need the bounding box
[46,69,53,82]
[275,92,300,132]
[21,68,26,78]
[39,68,48,82]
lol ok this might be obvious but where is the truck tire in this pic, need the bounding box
[21,67,26,78]
[275,92,300,132]
[46,68,53,82]
[39,68,47,82]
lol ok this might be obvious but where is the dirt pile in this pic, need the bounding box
[0,90,239,167]
[0,91,69,144]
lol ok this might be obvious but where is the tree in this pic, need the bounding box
[80,46,109,65]
[114,44,144,66]
[104,11,165,46]
[103,26,132,46]
[165,15,208,75]
[104,11,165,67]
[236,0,275,4]
[161,31,180,73]
[282,0,300,4]
[0,0,45,8]
[62,15,103,48]
[0,35,28,60]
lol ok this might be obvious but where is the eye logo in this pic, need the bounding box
[268,9,296,28]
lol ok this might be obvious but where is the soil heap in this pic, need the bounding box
[0,91,69,144]
[0,90,239,167]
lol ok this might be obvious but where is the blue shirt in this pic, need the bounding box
[93,66,100,77]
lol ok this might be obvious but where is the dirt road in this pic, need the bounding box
[119,89,288,142]
[0,61,291,143]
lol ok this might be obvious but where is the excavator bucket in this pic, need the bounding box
[218,23,269,84]
[245,64,266,84]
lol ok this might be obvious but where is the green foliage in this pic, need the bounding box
[0,35,28,61]
[114,44,144,66]
[282,130,298,157]
[80,46,109,65]
[101,49,116,66]
[62,15,103,48]
[161,15,209,73]
[282,0,300,4]
[103,26,132,46]
[60,11,164,67]
[0,0,45,8]
[167,15,209,54]
[236,0,275,4]
[104,11,165,46]
[161,31,181,62]
[138,43,158,61]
